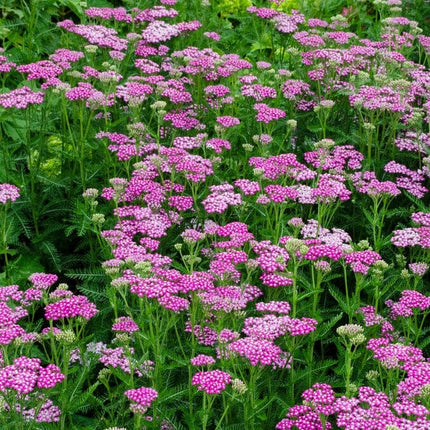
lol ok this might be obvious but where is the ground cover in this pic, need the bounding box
[0,0,430,428]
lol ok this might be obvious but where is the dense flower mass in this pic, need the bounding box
[124,387,158,414]
[191,370,232,394]
[45,295,98,320]
[1,0,430,428]
[0,356,64,394]
[0,87,44,108]
[0,183,20,204]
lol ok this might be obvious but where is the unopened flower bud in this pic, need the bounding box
[55,329,76,345]
[232,378,247,394]
[366,370,379,381]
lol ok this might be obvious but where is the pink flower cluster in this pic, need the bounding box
[45,294,98,321]
[0,87,44,109]
[344,250,382,274]
[226,336,286,367]
[190,354,216,367]
[124,387,158,414]
[0,356,64,394]
[57,20,128,51]
[277,383,430,429]
[191,370,231,394]
[201,183,242,214]
[254,103,286,123]
[391,212,430,248]
[0,183,20,204]
[385,290,430,319]
[112,316,139,333]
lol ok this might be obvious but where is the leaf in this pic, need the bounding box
[306,124,322,133]
[58,0,85,17]
[66,267,107,282]
[328,285,350,314]
[250,41,272,52]
[297,288,324,302]
[11,206,32,239]
[3,118,27,141]
[418,329,430,351]
[316,313,343,340]
[362,208,374,225]
[39,240,62,271]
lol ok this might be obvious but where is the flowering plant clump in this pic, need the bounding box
[0,0,429,428]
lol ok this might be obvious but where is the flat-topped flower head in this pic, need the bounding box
[45,294,98,321]
[254,103,286,123]
[227,336,285,367]
[256,301,291,314]
[0,87,44,109]
[0,356,65,395]
[125,387,158,414]
[0,183,20,204]
[192,370,231,394]
[29,273,58,290]
[190,354,216,367]
[112,316,139,333]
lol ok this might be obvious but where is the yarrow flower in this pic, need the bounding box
[385,290,430,319]
[216,116,240,128]
[254,103,286,123]
[28,273,58,290]
[124,387,158,414]
[190,354,216,367]
[112,316,139,333]
[202,183,242,214]
[45,294,98,321]
[227,336,286,367]
[191,370,231,394]
[0,87,44,109]
[0,183,20,204]
[0,356,64,395]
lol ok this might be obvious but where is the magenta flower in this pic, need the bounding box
[206,138,231,153]
[409,262,428,276]
[192,370,231,394]
[227,336,285,367]
[254,103,286,123]
[216,116,240,128]
[344,250,382,274]
[256,301,291,314]
[125,387,158,414]
[45,294,98,321]
[57,20,128,51]
[142,21,179,43]
[28,273,58,290]
[241,84,277,101]
[202,183,242,214]
[17,60,63,80]
[0,356,64,395]
[0,183,20,204]
[84,6,132,22]
[190,354,216,367]
[112,316,139,333]
[385,290,430,319]
[276,405,331,430]
[204,31,220,41]
[0,87,44,109]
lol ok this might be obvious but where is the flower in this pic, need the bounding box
[125,387,158,414]
[190,354,216,367]
[45,294,98,321]
[0,183,20,203]
[112,316,139,333]
[192,370,231,394]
